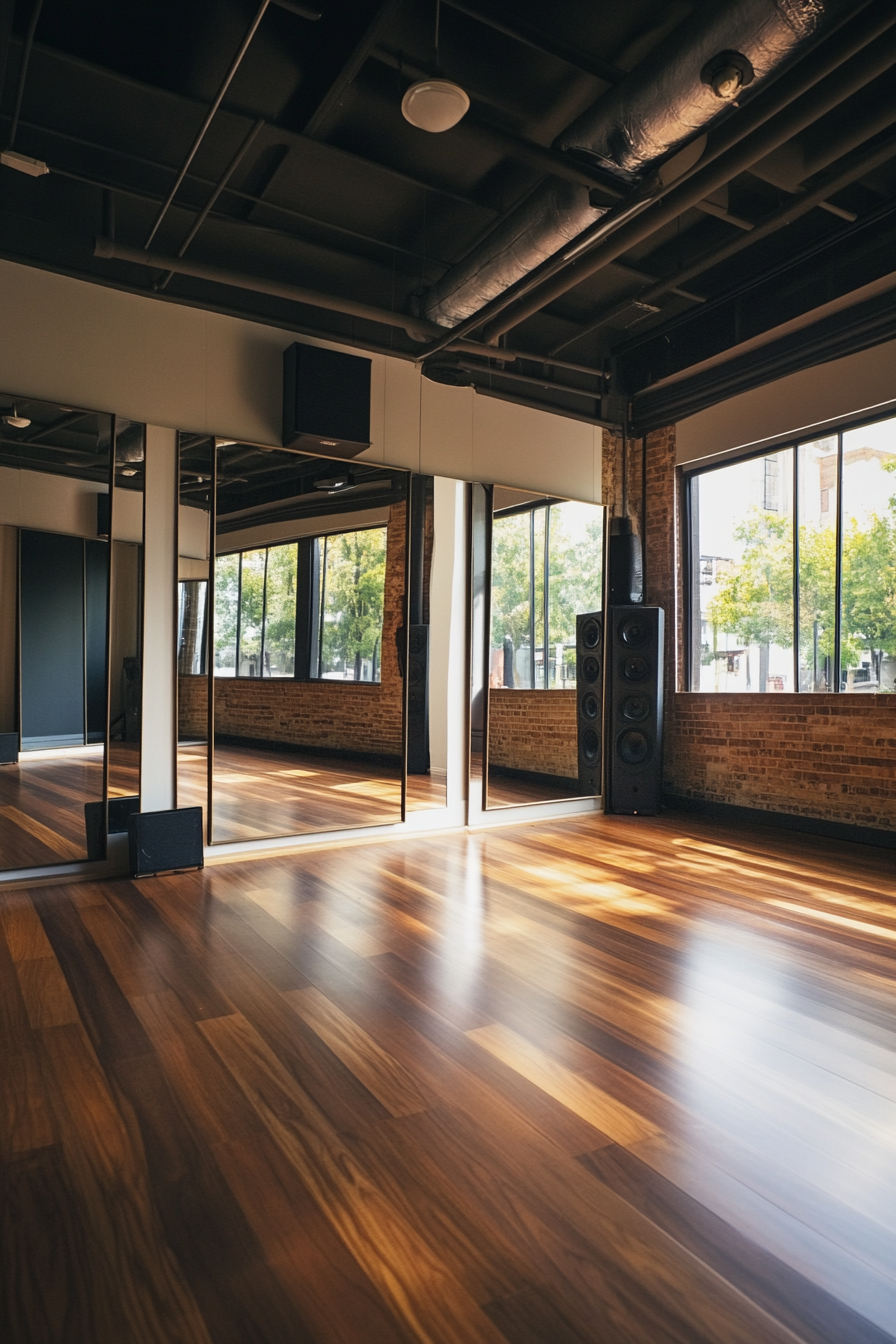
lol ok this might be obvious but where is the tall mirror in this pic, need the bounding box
[0,392,112,867]
[176,433,214,830]
[202,442,410,842]
[483,486,605,808]
[106,418,145,833]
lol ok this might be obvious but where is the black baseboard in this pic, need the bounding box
[489,764,583,792]
[663,794,896,851]
[214,733,402,768]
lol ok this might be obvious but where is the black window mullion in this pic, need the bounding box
[260,547,269,676]
[529,510,536,690]
[317,537,328,679]
[792,445,800,693]
[833,430,844,692]
[543,506,551,689]
[235,553,243,677]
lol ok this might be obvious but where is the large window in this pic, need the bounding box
[689,413,896,693]
[212,527,387,682]
[491,500,603,689]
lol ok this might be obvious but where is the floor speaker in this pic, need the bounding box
[0,732,17,765]
[575,611,603,795]
[407,623,430,774]
[128,807,204,877]
[84,794,140,860]
[605,605,664,815]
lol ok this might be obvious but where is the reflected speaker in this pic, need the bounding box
[282,342,371,459]
[407,623,430,775]
[576,611,603,795]
[128,807,204,877]
[605,605,664,815]
[0,732,17,765]
[84,794,140,860]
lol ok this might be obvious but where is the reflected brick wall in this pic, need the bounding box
[488,689,578,779]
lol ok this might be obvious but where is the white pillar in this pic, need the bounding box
[140,424,177,811]
[429,478,468,818]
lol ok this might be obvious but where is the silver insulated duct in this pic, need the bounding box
[422,0,830,330]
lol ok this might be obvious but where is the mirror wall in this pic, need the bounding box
[0,392,143,869]
[107,419,145,823]
[481,485,605,809]
[176,438,432,843]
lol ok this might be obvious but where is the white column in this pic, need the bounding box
[429,478,468,818]
[140,424,177,811]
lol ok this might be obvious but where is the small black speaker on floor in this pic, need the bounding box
[128,807,204,877]
[605,605,664,815]
[84,794,140,860]
[608,517,643,605]
[407,623,430,774]
[575,611,603,795]
[0,732,18,765]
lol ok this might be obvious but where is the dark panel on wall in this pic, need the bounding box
[85,539,109,742]
[20,531,85,749]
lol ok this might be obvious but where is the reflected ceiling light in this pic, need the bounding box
[401,79,469,133]
[2,404,31,428]
[1,149,49,176]
[216,438,238,447]
[314,472,354,493]
[120,468,137,476]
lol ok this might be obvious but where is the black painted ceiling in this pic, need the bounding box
[2,0,896,431]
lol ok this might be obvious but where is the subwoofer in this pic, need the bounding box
[406,623,430,774]
[127,807,204,877]
[576,611,603,795]
[605,606,664,814]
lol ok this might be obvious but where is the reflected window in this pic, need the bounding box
[318,527,386,683]
[688,413,896,693]
[214,543,298,677]
[491,501,603,689]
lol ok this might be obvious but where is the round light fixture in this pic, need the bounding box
[401,79,469,133]
[2,404,31,428]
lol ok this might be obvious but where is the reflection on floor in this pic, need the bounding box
[486,768,587,807]
[178,742,446,843]
[0,746,104,867]
[3,811,895,1341]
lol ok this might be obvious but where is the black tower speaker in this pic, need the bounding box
[282,342,371,459]
[608,517,643,604]
[605,605,664,815]
[406,624,430,774]
[575,611,603,795]
[128,807,204,877]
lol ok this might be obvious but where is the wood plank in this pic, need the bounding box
[0,897,55,961]
[15,956,81,1030]
[0,804,85,861]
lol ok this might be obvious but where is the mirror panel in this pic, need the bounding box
[176,433,213,830]
[208,443,409,842]
[107,418,145,823]
[0,392,112,867]
[485,486,605,809]
[405,473,448,813]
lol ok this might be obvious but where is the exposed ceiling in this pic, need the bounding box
[2,0,896,435]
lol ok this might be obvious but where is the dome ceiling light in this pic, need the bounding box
[401,0,468,134]
[2,404,31,428]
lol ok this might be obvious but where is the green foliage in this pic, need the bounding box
[320,527,387,677]
[263,543,297,674]
[214,553,239,668]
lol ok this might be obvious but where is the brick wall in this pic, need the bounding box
[488,689,578,779]
[640,425,896,832]
[178,502,405,757]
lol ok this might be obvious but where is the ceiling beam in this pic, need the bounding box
[302,0,404,138]
[440,0,626,85]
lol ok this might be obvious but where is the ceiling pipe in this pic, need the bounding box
[479,7,896,343]
[419,0,844,331]
[554,119,896,354]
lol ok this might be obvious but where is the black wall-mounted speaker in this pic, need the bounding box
[608,517,643,605]
[282,342,371,459]
[128,807,204,877]
[0,732,17,765]
[575,611,603,796]
[406,623,430,775]
[605,605,664,815]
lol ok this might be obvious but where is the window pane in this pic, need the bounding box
[546,501,603,689]
[491,512,532,687]
[797,437,837,692]
[262,542,297,677]
[319,527,387,681]
[691,449,794,692]
[840,417,896,693]
[214,553,239,676]
[237,549,266,676]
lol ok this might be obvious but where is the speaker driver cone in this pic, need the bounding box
[581,654,600,684]
[622,694,650,722]
[618,729,651,766]
[580,691,599,720]
[582,727,600,763]
[581,618,601,650]
[623,654,648,681]
[621,617,649,647]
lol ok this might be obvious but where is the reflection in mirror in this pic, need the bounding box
[207,442,410,842]
[106,419,145,832]
[0,392,112,867]
[485,486,604,808]
[176,433,213,831]
[404,473,448,813]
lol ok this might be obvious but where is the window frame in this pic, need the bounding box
[683,406,896,694]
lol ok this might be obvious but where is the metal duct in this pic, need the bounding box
[422,0,833,330]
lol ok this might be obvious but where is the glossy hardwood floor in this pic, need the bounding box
[0,748,106,867]
[2,811,895,1343]
[178,743,446,842]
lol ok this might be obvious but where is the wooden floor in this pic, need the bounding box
[178,743,447,842]
[2,811,896,1343]
[0,748,105,868]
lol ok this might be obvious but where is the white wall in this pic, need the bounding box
[676,337,896,466]
[0,258,602,501]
